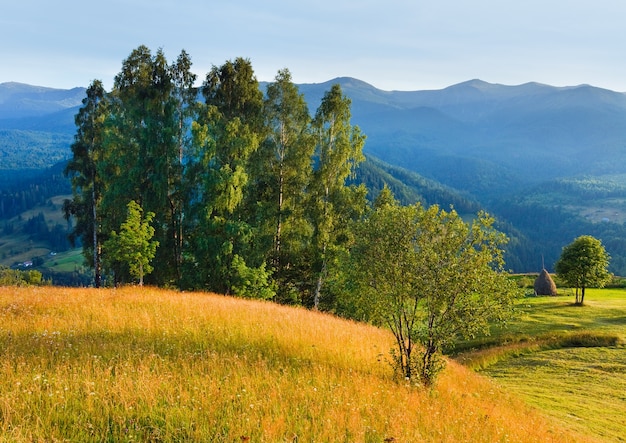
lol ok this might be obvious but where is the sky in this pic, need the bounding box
[2,0,626,92]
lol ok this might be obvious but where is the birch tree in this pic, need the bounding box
[309,84,366,308]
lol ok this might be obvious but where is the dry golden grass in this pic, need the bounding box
[0,286,599,442]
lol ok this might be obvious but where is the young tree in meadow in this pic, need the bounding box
[555,235,611,305]
[64,79,108,287]
[104,201,159,286]
[309,84,366,309]
[253,69,316,302]
[339,198,518,385]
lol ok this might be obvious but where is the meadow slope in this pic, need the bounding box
[0,286,599,442]
[456,289,626,442]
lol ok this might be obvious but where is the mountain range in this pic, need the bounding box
[2,79,626,275]
[298,78,626,198]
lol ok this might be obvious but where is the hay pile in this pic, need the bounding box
[534,269,557,296]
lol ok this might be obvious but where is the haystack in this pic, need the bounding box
[534,268,557,296]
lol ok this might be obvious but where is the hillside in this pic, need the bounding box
[455,288,626,442]
[0,286,597,442]
[0,82,82,171]
[298,78,626,198]
[0,82,85,119]
[3,79,626,275]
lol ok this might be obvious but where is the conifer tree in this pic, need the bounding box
[64,79,108,287]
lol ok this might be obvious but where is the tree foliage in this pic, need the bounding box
[0,266,45,286]
[183,57,265,293]
[555,235,611,304]
[337,199,518,385]
[251,69,315,303]
[309,84,366,308]
[103,201,158,286]
[64,79,107,287]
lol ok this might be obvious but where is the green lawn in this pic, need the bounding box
[456,289,626,353]
[455,289,626,442]
[485,346,626,442]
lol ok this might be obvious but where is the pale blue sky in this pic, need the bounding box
[2,0,626,91]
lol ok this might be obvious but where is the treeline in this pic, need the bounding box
[354,156,482,213]
[544,176,626,201]
[21,212,72,252]
[65,46,367,307]
[0,162,71,219]
[0,266,45,286]
[0,129,72,170]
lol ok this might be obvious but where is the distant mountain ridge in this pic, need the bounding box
[3,79,626,274]
[296,78,626,197]
[0,82,85,119]
[4,77,626,195]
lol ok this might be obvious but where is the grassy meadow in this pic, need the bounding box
[0,286,596,442]
[456,289,626,442]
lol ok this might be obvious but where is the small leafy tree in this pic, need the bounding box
[104,201,159,286]
[0,266,45,286]
[339,200,518,386]
[555,235,611,305]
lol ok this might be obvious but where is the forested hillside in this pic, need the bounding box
[0,82,82,170]
[3,54,626,277]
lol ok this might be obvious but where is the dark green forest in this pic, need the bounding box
[491,178,626,276]
[0,162,70,219]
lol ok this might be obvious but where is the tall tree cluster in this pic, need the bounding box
[65,46,365,305]
[65,46,518,383]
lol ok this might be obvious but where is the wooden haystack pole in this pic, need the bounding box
[534,268,557,296]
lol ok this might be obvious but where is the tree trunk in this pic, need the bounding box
[275,166,284,268]
[92,185,101,288]
[574,286,586,305]
[313,260,325,310]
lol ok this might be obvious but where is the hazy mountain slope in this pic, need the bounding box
[0,82,85,119]
[0,83,83,170]
[296,78,626,197]
[0,129,73,170]
[6,78,626,191]
[0,106,79,133]
[5,79,626,274]
[354,155,482,214]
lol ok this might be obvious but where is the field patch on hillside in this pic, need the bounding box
[456,289,626,442]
